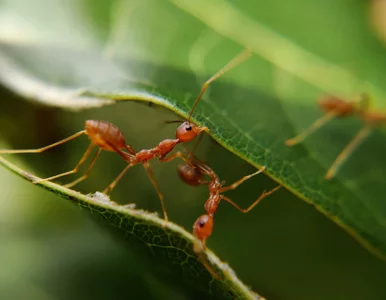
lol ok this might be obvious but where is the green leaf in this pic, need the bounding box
[0,155,261,300]
[1,0,386,297]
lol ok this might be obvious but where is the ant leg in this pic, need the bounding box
[285,111,337,146]
[186,134,210,166]
[102,163,135,194]
[142,162,168,223]
[220,185,281,213]
[33,142,95,184]
[164,152,216,182]
[0,130,86,154]
[125,145,136,155]
[190,132,205,156]
[64,148,102,188]
[160,151,194,166]
[325,125,372,180]
[188,49,252,120]
[219,166,266,193]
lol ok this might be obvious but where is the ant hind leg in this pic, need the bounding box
[102,163,135,194]
[0,130,85,154]
[64,148,102,188]
[188,49,252,120]
[33,142,95,185]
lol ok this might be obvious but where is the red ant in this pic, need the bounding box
[177,149,281,278]
[0,119,199,222]
[285,93,370,179]
[285,94,369,147]
[0,49,253,222]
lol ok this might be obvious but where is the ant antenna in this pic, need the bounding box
[187,49,252,122]
[164,120,183,124]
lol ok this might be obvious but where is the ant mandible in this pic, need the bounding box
[0,48,253,222]
[177,152,281,278]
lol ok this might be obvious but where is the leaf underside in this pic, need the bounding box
[0,155,262,300]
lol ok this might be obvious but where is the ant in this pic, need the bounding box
[0,119,199,222]
[177,147,281,278]
[0,48,253,222]
[285,93,369,147]
[285,93,370,179]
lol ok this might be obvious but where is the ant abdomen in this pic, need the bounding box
[177,163,203,186]
[317,96,355,117]
[85,120,126,152]
[193,214,214,245]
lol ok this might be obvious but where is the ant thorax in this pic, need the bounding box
[204,195,220,216]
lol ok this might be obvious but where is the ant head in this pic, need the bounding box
[193,214,213,243]
[176,122,207,142]
[177,163,202,186]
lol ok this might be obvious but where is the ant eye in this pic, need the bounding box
[199,221,205,227]
[185,125,192,131]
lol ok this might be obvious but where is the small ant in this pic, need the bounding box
[285,93,371,179]
[177,152,281,278]
[0,48,253,222]
[285,93,369,147]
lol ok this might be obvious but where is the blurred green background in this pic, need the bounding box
[1,0,386,299]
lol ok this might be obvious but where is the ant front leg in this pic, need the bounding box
[219,166,266,193]
[142,162,168,224]
[220,185,281,213]
[160,151,195,167]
